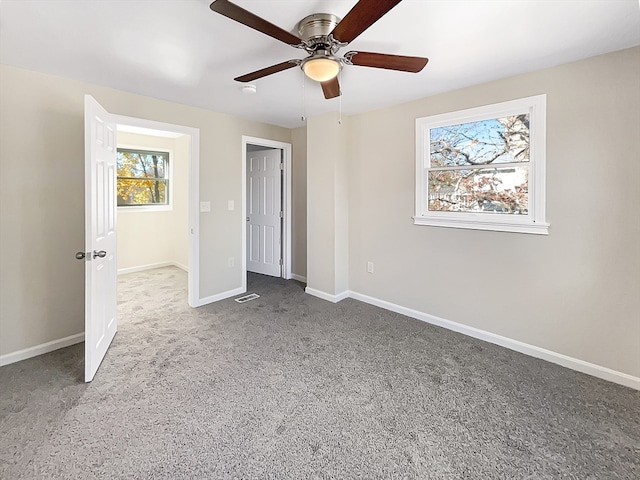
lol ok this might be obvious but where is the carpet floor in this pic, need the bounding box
[1,267,638,479]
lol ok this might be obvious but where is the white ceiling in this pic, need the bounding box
[1,0,639,128]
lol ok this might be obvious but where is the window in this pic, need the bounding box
[415,95,548,234]
[117,148,170,208]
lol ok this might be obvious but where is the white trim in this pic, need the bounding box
[291,273,307,283]
[305,287,349,303]
[112,114,200,308]
[415,94,548,235]
[116,143,174,211]
[192,286,246,307]
[413,216,549,235]
[241,136,293,283]
[188,130,200,308]
[348,290,639,390]
[118,261,188,275]
[173,262,188,272]
[117,205,173,213]
[0,333,84,367]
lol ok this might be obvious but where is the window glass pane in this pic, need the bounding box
[428,166,528,214]
[117,149,169,206]
[430,114,530,167]
[117,150,167,179]
[117,179,167,206]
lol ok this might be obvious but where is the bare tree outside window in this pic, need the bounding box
[428,115,530,214]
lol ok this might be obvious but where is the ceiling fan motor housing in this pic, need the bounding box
[297,13,341,50]
[297,13,344,82]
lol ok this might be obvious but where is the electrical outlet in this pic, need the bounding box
[367,262,374,274]
[200,201,211,212]
[228,257,234,268]
[228,200,234,211]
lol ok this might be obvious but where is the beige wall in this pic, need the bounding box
[344,47,640,378]
[0,64,291,357]
[291,126,307,279]
[307,112,349,296]
[116,132,189,272]
[2,47,638,380]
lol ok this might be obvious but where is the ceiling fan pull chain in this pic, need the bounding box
[338,69,342,125]
[301,70,306,122]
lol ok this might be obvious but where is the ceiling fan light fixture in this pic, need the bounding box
[301,57,341,82]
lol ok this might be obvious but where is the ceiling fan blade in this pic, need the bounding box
[330,0,403,44]
[321,77,341,99]
[210,0,302,46]
[234,61,299,83]
[345,51,428,72]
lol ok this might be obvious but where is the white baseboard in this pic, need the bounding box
[305,287,349,303]
[5,288,636,390]
[291,273,307,283]
[173,262,188,272]
[118,261,188,275]
[0,333,84,367]
[349,291,640,391]
[193,286,246,307]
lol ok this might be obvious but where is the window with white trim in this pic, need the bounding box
[117,148,170,208]
[415,95,548,234]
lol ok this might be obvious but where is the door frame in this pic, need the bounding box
[242,136,292,289]
[113,114,200,307]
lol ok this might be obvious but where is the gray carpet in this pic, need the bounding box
[1,267,638,479]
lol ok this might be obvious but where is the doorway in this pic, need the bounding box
[112,114,200,307]
[83,96,202,381]
[242,136,292,287]
[115,125,189,281]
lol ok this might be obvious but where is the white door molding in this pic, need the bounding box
[242,136,293,290]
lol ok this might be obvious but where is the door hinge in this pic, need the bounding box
[279,163,284,170]
[279,211,284,218]
[279,259,283,266]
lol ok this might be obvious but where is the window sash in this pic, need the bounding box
[427,160,529,173]
[117,176,170,181]
[415,95,548,234]
[116,148,171,207]
[423,163,530,216]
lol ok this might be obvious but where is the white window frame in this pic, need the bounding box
[116,145,173,212]
[414,94,549,235]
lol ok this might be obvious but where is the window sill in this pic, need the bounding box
[118,205,173,213]
[413,216,549,235]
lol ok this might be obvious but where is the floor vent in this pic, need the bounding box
[234,293,260,303]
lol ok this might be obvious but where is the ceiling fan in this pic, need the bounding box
[209,0,429,99]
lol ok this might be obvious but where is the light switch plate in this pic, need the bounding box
[200,201,211,212]
[228,200,234,211]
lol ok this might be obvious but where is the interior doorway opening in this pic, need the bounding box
[113,115,200,308]
[115,125,190,280]
[242,136,292,289]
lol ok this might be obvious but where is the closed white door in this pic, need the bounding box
[247,148,282,277]
[84,95,118,382]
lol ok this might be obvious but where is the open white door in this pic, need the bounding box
[247,148,282,277]
[83,95,118,382]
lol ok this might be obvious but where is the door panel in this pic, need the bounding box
[84,95,118,382]
[247,148,282,277]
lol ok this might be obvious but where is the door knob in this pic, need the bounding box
[93,250,107,259]
[75,251,87,260]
